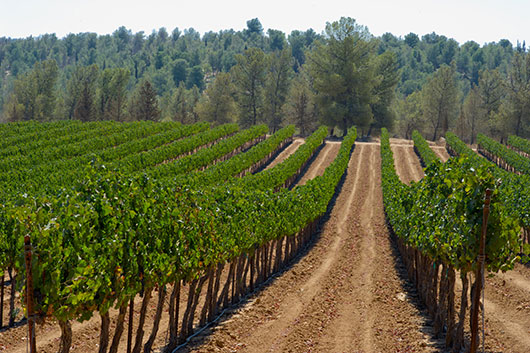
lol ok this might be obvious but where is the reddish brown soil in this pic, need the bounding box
[297,141,341,185]
[179,142,440,353]
[391,142,424,184]
[263,139,303,170]
[2,139,528,353]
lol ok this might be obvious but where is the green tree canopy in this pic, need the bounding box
[231,48,268,128]
[308,17,378,135]
[421,64,460,140]
[129,80,160,121]
[196,72,236,125]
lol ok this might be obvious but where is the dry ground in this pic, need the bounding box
[1,139,528,353]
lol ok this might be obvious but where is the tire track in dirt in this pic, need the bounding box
[403,145,424,182]
[392,145,418,184]
[330,144,377,352]
[279,144,373,353]
[233,144,367,353]
[309,143,438,353]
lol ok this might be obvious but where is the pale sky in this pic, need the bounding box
[0,0,527,46]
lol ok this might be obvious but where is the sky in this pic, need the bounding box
[0,0,527,46]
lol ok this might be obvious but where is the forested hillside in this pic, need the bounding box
[0,17,528,140]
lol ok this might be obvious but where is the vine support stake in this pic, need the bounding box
[24,234,37,353]
[470,188,492,353]
[1,272,4,328]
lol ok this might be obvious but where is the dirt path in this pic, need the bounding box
[297,141,341,185]
[264,139,303,170]
[391,144,424,184]
[182,142,438,353]
[430,145,451,162]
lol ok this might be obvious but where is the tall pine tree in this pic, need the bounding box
[130,80,160,121]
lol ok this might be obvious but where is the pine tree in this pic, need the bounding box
[284,69,318,136]
[98,68,130,121]
[130,80,160,121]
[422,64,459,140]
[232,48,267,128]
[308,17,377,135]
[264,49,293,132]
[5,59,59,121]
[196,72,236,125]
[66,65,99,121]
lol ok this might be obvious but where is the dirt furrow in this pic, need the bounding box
[183,142,439,353]
[264,139,303,170]
[236,144,368,352]
[331,145,377,352]
[312,143,437,353]
[430,145,451,162]
[277,144,372,353]
[297,141,341,186]
[404,145,424,181]
[392,145,417,185]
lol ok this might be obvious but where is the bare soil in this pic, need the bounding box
[430,146,451,162]
[297,141,341,186]
[2,139,528,353]
[264,139,303,170]
[179,142,440,353]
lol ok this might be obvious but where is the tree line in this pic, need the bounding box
[0,17,528,140]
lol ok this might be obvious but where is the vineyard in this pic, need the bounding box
[0,121,529,353]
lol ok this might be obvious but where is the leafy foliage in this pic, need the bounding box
[0,120,357,332]
[477,133,530,174]
[382,128,522,272]
[508,134,530,155]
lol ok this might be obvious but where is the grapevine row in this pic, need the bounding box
[381,128,522,351]
[0,120,124,162]
[0,121,140,172]
[507,134,530,156]
[142,124,268,179]
[446,132,530,248]
[0,119,85,152]
[236,126,328,191]
[411,130,439,167]
[1,124,196,200]
[477,133,530,174]
[1,125,356,353]
[176,125,296,187]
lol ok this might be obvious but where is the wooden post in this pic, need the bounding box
[127,298,134,353]
[24,235,37,353]
[1,272,4,328]
[470,189,492,353]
